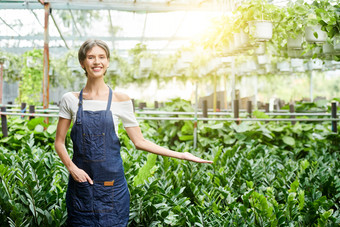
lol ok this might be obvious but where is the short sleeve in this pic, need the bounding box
[59,92,73,119]
[119,100,139,127]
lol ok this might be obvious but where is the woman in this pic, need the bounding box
[54,39,212,227]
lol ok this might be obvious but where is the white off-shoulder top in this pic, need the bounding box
[58,92,139,137]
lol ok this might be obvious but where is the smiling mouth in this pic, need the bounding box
[92,67,102,72]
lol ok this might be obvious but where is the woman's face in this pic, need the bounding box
[81,45,109,78]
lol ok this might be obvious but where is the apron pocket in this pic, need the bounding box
[93,182,114,213]
[82,133,105,162]
[73,181,93,212]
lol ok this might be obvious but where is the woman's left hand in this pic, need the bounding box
[182,152,213,164]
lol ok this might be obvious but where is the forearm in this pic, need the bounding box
[134,139,184,159]
[125,126,212,164]
[54,142,76,172]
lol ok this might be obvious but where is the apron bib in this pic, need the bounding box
[66,87,129,227]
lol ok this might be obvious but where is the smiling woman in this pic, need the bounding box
[54,39,213,226]
[78,40,110,78]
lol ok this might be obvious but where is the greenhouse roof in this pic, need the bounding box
[0,0,238,57]
[0,0,292,57]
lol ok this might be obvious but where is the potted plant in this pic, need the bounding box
[314,0,340,41]
[307,58,323,70]
[305,24,327,43]
[322,41,335,55]
[287,34,304,49]
[233,0,280,42]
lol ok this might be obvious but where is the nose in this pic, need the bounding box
[94,57,100,64]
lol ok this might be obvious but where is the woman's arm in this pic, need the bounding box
[54,117,93,184]
[125,126,213,164]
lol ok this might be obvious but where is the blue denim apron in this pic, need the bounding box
[66,87,130,226]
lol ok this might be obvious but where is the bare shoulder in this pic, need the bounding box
[112,91,131,102]
[71,92,80,99]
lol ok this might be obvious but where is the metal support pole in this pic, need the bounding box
[290,103,296,125]
[1,107,8,137]
[254,74,258,110]
[247,100,252,118]
[217,101,221,111]
[203,100,208,123]
[310,71,314,102]
[0,62,3,104]
[43,3,50,110]
[331,101,337,133]
[29,105,35,120]
[21,103,27,113]
[213,74,217,112]
[224,75,227,109]
[234,99,239,124]
[265,103,269,113]
[231,56,235,113]
[194,80,198,149]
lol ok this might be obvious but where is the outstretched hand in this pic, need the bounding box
[182,152,213,164]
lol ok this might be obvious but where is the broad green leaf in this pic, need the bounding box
[133,153,157,186]
[179,135,194,141]
[34,125,44,133]
[298,190,305,210]
[253,110,270,119]
[289,179,299,193]
[46,125,57,134]
[27,117,45,130]
[282,136,295,146]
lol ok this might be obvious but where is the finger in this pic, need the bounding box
[85,174,93,185]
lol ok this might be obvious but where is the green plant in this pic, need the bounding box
[16,49,43,105]
[1,98,340,226]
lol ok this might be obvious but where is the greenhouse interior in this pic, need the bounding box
[0,0,340,226]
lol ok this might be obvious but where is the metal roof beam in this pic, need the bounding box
[0,0,230,12]
[0,35,192,41]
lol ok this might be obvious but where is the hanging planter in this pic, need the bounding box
[248,21,273,42]
[305,25,327,43]
[290,58,304,68]
[240,30,250,47]
[307,58,323,70]
[277,61,291,72]
[233,33,242,50]
[334,35,340,51]
[254,42,266,55]
[291,58,306,72]
[257,55,269,65]
[287,34,304,49]
[140,58,152,69]
[294,65,306,72]
[265,63,276,74]
[323,42,334,55]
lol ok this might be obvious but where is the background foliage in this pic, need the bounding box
[0,99,339,226]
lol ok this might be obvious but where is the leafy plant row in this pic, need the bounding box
[1,105,340,226]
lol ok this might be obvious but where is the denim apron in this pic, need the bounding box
[66,88,130,227]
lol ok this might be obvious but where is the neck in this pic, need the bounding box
[84,78,108,95]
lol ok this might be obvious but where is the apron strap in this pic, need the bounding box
[76,88,84,125]
[106,87,113,111]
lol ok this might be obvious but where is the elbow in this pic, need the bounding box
[133,139,146,150]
